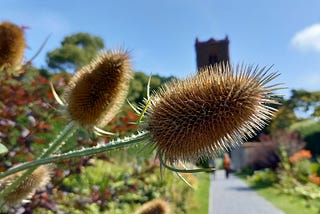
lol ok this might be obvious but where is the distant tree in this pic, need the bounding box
[268,106,298,132]
[312,105,320,117]
[128,72,175,104]
[46,33,104,71]
[268,89,320,132]
[286,90,320,117]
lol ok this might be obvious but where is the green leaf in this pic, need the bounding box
[0,143,8,155]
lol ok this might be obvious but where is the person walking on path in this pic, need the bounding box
[223,153,231,179]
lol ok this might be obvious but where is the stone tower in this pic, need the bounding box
[195,36,230,70]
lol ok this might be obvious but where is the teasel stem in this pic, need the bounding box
[26,34,51,63]
[39,121,78,158]
[0,131,149,180]
[0,121,78,201]
[158,153,215,173]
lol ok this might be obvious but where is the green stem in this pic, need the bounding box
[0,121,78,201]
[0,131,149,180]
[39,121,78,158]
[158,154,215,173]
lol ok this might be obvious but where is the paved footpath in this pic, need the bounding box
[209,170,284,214]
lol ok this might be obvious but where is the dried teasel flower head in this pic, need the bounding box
[134,199,170,214]
[0,21,26,69]
[62,49,133,128]
[0,165,52,206]
[143,64,282,163]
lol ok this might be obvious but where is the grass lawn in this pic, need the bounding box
[256,187,319,214]
[189,172,210,214]
[237,174,319,214]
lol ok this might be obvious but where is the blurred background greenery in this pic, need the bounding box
[1,32,320,213]
[0,33,210,213]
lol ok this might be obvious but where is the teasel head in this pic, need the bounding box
[0,165,52,206]
[52,49,133,133]
[134,199,170,214]
[142,63,282,164]
[0,21,26,69]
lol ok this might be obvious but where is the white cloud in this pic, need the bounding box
[291,24,320,52]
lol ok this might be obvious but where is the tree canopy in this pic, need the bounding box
[268,89,320,132]
[287,89,320,117]
[46,33,104,71]
[128,72,175,104]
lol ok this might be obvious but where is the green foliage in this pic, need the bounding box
[0,30,213,213]
[196,157,210,169]
[269,106,298,132]
[287,89,320,115]
[253,184,319,214]
[0,58,181,211]
[313,105,320,117]
[189,173,210,214]
[0,65,58,166]
[128,72,175,104]
[239,166,254,176]
[276,169,320,207]
[0,143,8,156]
[61,160,197,214]
[268,89,320,133]
[247,169,276,188]
[292,159,313,182]
[46,33,104,71]
[275,147,320,212]
[291,120,320,155]
[312,162,320,176]
[243,143,320,213]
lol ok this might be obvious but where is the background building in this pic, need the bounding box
[195,36,230,70]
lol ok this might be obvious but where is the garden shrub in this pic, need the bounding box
[248,168,276,188]
[61,159,197,214]
[292,159,313,183]
[291,120,320,156]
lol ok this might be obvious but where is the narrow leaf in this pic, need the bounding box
[0,143,8,156]
[50,82,65,106]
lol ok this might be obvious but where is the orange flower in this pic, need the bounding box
[309,174,320,185]
[289,149,312,163]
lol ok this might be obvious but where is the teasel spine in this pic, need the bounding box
[143,63,282,163]
[134,199,170,214]
[63,49,133,128]
[0,165,52,206]
[0,21,26,69]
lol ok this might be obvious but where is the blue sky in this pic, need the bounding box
[1,0,320,98]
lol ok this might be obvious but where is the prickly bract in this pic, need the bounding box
[0,21,25,69]
[0,165,52,206]
[144,64,281,163]
[63,50,133,128]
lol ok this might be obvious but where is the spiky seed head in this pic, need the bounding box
[0,165,52,206]
[0,21,25,69]
[144,64,281,163]
[63,50,133,128]
[134,199,170,214]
